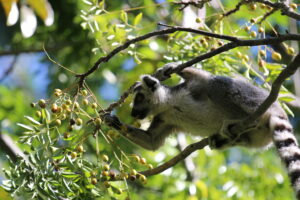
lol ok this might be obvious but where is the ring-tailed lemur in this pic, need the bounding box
[104,64,300,199]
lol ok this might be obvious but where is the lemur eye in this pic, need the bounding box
[135,93,145,102]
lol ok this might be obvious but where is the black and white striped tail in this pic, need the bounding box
[271,115,300,199]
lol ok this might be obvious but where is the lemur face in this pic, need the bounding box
[131,75,160,119]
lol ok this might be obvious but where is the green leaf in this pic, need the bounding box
[279,95,295,102]
[24,116,41,125]
[282,103,294,117]
[120,11,128,24]
[265,63,282,70]
[17,123,34,131]
[134,54,142,64]
[61,172,80,179]
[134,13,143,26]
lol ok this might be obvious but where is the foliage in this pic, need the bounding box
[0,0,299,199]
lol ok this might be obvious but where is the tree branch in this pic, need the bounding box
[140,138,209,177]
[231,53,300,134]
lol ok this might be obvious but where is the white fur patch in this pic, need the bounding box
[293,178,300,191]
[273,132,296,142]
[279,146,300,158]
[153,86,169,104]
[288,160,300,173]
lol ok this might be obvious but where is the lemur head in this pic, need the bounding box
[131,75,168,119]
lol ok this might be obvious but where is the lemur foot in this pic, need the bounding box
[155,62,180,80]
[208,134,234,149]
[220,120,242,140]
[102,113,122,130]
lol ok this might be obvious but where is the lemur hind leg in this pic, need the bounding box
[209,120,257,149]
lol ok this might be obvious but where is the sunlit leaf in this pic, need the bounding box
[27,0,48,21]
[20,5,37,38]
[120,10,128,24]
[133,13,142,26]
[17,123,34,131]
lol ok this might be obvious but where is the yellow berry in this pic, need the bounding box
[91,171,97,177]
[266,5,273,11]
[71,152,77,159]
[51,103,58,113]
[272,52,282,61]
[244,26,251,32]
[55,89,62,93]
[55,119,62,126]
[130,169,137,176]
[102,171,109,177]
[73,102,79,109]
[91,178,97,185]
[81,89,88,96]
[83,99,89,106]
[259,50,266,57]
[258,27,264,33]
[104,181,111,188]
[260,3,266,9]
[249,3,257,10]
[195,17,202,23]
[30,102,36,108]
[54,91,61,97]
[147,164,153,169]
[38,99,46,108]
[140,157,147,165]
[200,38,206,44]
[103,164,110,171]
[62,104,69,110]
[66,99,72,105]
[243,55,250,62]
[250,31,257,38]
[202,41,209,48]
[66,108,72,115]
[61,114,67,120]
[236,51,243,58]
[132,155,140,163]
[258,59,265,68]
[95,118,102,126]
[290,3,297,10]
[77,145,84,153]
[63,132,70,139]
[75,118,83,126]
[139,174,147,183]
[287,47,295,55]
[36,110,42,118]
[102,154,109,162]
[91,102,98,109]
[250,18,256,24]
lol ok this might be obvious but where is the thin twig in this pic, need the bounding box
[0,56,18,82]
[258,8,277,24]
[173,0,211,11]
[252,0,300,20]
[222,1,245,17]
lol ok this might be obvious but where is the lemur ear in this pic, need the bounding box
[141,75,160,92]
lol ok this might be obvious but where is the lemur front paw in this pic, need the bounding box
[102,113,122,130]
[155,62,179,80]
